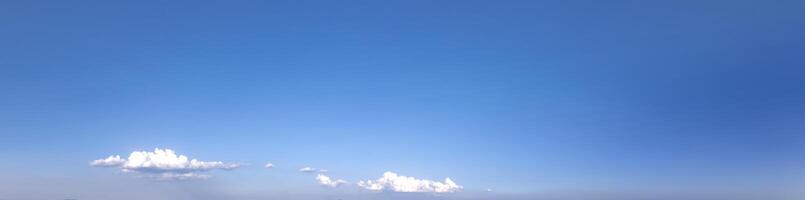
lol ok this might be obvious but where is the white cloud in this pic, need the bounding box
[299,167,316,173]
[123,148,239,171]
[264,163,274,168]
[316,174,346,187]
[90,148,239,181]
[89,155,126,167]
[357,171,462,193]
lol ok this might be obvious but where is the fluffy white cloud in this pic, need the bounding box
[357,171,462,193]
[264,163,274,168]
[299,167,316,173]
[90,148,239,181]
[122,148,239,171]
[316,174,346,187]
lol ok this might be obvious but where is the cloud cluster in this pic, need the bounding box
[90,149,464,193]
[316,174,347,187]
[357,172,462,193]
[90,148,239,180]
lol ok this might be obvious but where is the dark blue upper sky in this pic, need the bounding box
[1,1,804,200]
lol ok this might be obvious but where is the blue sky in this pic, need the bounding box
[1,1,804,200]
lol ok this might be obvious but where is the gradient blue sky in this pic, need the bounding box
[1,1,804,200]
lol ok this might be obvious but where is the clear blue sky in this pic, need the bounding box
[1,1,804,200]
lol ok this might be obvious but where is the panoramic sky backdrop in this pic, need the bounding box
[1,1,804,200]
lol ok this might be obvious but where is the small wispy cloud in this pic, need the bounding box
[89,155,126,167]
[90,148,239,181]
[299,167,317,173]
[299,167,327,173]
[264,163,274,168]
[357,171,462,193]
